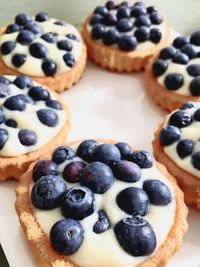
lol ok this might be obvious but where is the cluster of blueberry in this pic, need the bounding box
[31,140,172,257]
[0,75,62,148]
[89,1,163,51]
[153,32,200,96]
[1,12,79,75]
[160,101,200,170]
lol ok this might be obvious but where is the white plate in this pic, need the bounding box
[0,61,200,267]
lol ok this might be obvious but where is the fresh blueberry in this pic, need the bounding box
[32,160,59,182]
[42,58,57,76]
[12,53,26,68]
[191,152,200,170]
[152,59,168,76]
[190,31,200,46]
[15,13,31,26]
[1,41,16,55]
[190,77,200,96]
[119,1,130,7]
[143,180,172,205]
[105,0,116,10]
[176,139,194,159]
[118,35,137,51]
[13,76,33,89]
[62,161,86,183]
[129,150,153,168]
[180,101,196,110]
[52,146,76,164]
[61,186,95,220]
[115,142,131,159]
[134,1,145,7]
[24,22,42,34]
[57,40,72,51]
[181,44,197,59]
[5,23,20,34]
[135,15,151,27]
[94,6,108,16]
[50,218,84,255]
[0,128,8,149]
[0,76,10,85]
[66,33,79,42]
[173,36,189,49]
[0,83,11,98]
[159,47,176,60]
[134,26,150,42]
[187,64,200,77]
[92,143,121,163]
[110,160,141,183]
[149,28,162,43]
[31,174,67,209]
[77,139,99,162]
[131,6,147,17]
[18,129,37,146]
[17,30,35,45]
[159,125,181,146]
[37,108,58,127]
[89,14,103,26]
[114,217,157,256]
[117,6,131,19]
[117,18,133,32]
[46,99,62,110]
[150,11,163,24]
[169,110,192,128]
[28,86,50,101]
[4,94,26,111]
[93,210,110,234]
[102,28,119,45]
[35,12,50,22]
[41,32,56,43]
[63,53,75,68]
[194,108,200,121]
[102,13,118,26]
[18,94,34,104]
[164,73,184,90]
[172,51,189,65]
[29,42,47,58]
[81,162,114,194]
[0,108,5,123]
[147,6,157,14]
[54,21,65,26]
[91,23,105,39]
[5,119,17,128]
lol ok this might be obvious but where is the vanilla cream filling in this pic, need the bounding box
[0,18,83,76]
[31,144,176,267]
[0,76,67,157]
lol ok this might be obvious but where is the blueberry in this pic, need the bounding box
[180,101,196,110]
[147,6,157,14]
[91,23,105,39]
[4,95,26,111]
[57,40,73,51]
[159,125,181,146]
[134,26,150,42]
[115,142,131,159]
[0,76,10,85]
[176,139,194,159]
[149,28,162,43]
[172,51,189,65]
[37,108,58,127]
[117,7,131,19]
[18,94,34,104]
[117,18,133,32]
[135,15,151,27]
[173,36,189,49]
[63,161,86,183]
[181,44,197,59]
[1,41,16,55]
[131,6,147,17]
[29,42,47,58]
[164,73,184,90]
[61,186,95,220]
[194,108,200,121]
[13,76,33,89]
[190,31,200,46]
[89,14,103,26]
[187,64,200,77]
[103,28,119,45]
[105,0,116,10]
[18,129,37,146]
[54,21,65,26]
[102,13,118,26]
[0,83,11,98]
[5,23,20,34]
[190,77,200,96]
[114,217,157,256]
[28,86,50,101]
[77,139,99,162]
[12,54,26,68]
[94,6,108,16]
[31,175,67,209]
[143,180,172,205]
[50,218,84,255]
[118,35,137,51]
[63,53,75,68]
[5,119,17,128]
[134,1,145,7]
[46,99,62,110]
[41,32,56,43]
[129,150,153,168]
[15,13,31,26]
[150,11,163,24]
[0,128,8,149]
[42,58,57,76]
[17,30,35,45]
[159,47,176,60]
[0,108,5,123]
[35,12,50,22]
[93,210,110,234]
[169,110,192,128]
[32,160,59,182]
[110,160,141,183]
[92,144,121,163]
[24,22,42,34]
[191,152,200,170]
[152,59,168,77]
[119,1,130,7]
[52,146,76,164]
[66,33,79,42]
[81,162,114,194]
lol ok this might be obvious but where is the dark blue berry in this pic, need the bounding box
[92,143,121,163]
[42,58,57,76]
[77,139,99,162]
[131,6,147,17]
[0,108,5,123]
[63,53,75,67]
[12,54,26,67]
[46,99,62,110]
[115,142,131,159]
[52,146,76,164]
[5,23,20,34]
[149,28,162,43]
[190,77,200,96]
[191,152,200,170]
[32,160,58,182]
[28,86,50,101]
[172,51,189,65]
[117,6,131,19]
[102,28,119,45]
[129,150,153,168]
[91,23,105,39]
[66,33,79,41]
[5,119,17,128]
[164,73,184,90]
[1,41,16,55]
[35,12,50,22]
[181,44,197,59]
[135,15,151,27]
[17,30,35,45]
[89,14,103,26]
[159,47,176,60]
[41,32,56,43]
[93,210,110,234]
[13,76,33,89]
[187,64,200,77]
[150,11,163,24]
[177,139,194,158]
[105,0,116,10]
[15,13,31,26]
[29,42,47,58]
[147,6,157,14]
[54,21,65,26]
[117,18,133,32]
[24,22,42,34]
[102,13,118,26]
[4,94,26,111]
[18,93,34,104]
[0,128,8,149]
[37,108,58,127]
[135,26,150,42]
[173,36,189,49]
[190,31,200,46]
[50,218,84,255]
[94,6,108,16]
[62,161,86,183]
[0,82,10,98]
[169,110,192,128]
[119,1,130,7]
[194,108,200,121]
[159,125,181,146]
[152,60,168,76]
[180,101,196,110]
[0,76,10,85]
[118,35,137,51]
[57,40,72,51]
[18,129,37,146]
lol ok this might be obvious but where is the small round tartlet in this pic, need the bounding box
[82,1,170,72]
[0,12,87,93]
[0,75,70,181]
[146,32,200,111]
[153,101,200,209]
[15,139,187,267]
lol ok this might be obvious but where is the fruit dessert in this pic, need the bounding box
[15,139,188,267]
[82,0,170,72]
[146,32,200,111]
[153,101,200,209]
[0,75,70,181]
[0,12,87,93]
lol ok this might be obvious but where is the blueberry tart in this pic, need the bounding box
[15,139,187,267]
[145,32,200,111]
[0,75,70,181]
[153,101,200,209]
[82,1,170,72]
[0,12,87,93]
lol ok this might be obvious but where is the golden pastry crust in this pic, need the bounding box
[153,123,200,210]
[82,15,171,72]
[15,139,188,267]
[0,26,87,93]
[145,55,200,112]
[0,89,71,181]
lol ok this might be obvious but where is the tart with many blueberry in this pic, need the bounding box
[15,139,187,267]
[153,101,200,209]
[0,12,87,93]
[0,75,70,181]
[82,1,170,72]
[146,32,200,111]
